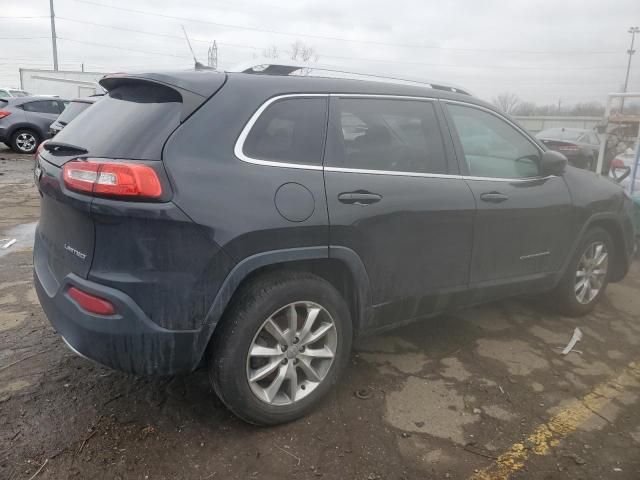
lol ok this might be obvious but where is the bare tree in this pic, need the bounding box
[512,101,537,116]
[289,40,319,63]
[492,93,520,115]
[262,45,279,60]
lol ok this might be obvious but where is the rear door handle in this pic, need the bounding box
[480,192,509,203]
[338,191,382,205]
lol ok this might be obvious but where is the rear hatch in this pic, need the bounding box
[34,71,226,292]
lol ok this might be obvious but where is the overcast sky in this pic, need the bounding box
[1,0,639,105]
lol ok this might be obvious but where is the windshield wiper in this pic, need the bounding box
[43,141,88,154]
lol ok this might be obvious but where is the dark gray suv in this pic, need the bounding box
[33,66,635,425]
[0,96,68,153]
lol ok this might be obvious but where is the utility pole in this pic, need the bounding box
[621,26,639,112]
[49,0,58,71]
[208,41,218,69]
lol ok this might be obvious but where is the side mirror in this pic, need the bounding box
[540,150,568,176]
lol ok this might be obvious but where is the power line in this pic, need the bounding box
[0,37,50,40]
[0,16,50,19]
[47,17,629,72]
[65,0,624,55]
[58,37,192,59]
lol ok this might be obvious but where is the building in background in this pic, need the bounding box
[19,68,106,98]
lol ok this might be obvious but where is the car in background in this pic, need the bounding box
[0,87,31,98]
[0,96,68,153]
[536,127,600,170]
[49,97,100,137]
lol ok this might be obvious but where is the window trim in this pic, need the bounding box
[234,93,555,183]
[442,99,553,182]
[235,93,455,178]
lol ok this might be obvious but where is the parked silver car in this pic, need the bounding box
[0,87,30,98]
[0,96,68,153]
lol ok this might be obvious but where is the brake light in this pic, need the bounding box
[62,160,162,199]
[0,110,11,119]
[68,286,116,315]
[557,145,580,152]
[611,158,625,169]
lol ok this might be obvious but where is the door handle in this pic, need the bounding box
[480,192,508,203]
[338,191,382,205]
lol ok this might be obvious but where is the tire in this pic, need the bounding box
[209,271,352,426]
[552,227,613,316]
[10,129,39,154]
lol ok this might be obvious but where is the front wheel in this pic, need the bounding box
[209,272,352,425]
[552,227,613,316]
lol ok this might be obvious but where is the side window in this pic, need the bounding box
[326,98,448,174]
[242,97,327,165]
[22,100,62,114]
[0,90,9,98]
[447,104,541,179]
[588,133,599,145]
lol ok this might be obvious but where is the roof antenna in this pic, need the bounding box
[181,25,213,70]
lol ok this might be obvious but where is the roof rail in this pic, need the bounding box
[227,61,471,96]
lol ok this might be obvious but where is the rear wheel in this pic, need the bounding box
[552,227,612,316]
[209,272,352,425]
[10,129,39,154]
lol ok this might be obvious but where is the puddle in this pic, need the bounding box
[0,222,37,259]
[385,377,478,444]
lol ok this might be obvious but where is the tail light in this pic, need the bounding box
[0,110,11,119]
[611,158,625,169]
[557,145,580,152]
[62,160,162,199]
[68,286,116,315]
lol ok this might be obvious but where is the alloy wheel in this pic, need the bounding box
[246,301,337,405]
[575,241,608,304]
[16,132,36,153]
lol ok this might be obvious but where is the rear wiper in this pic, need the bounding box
[43,141,88,154]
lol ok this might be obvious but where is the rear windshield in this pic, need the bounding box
[56,101,92,124]
[52,83,182,160]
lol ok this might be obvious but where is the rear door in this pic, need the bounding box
[324,95,475,329]
[443,101,573,297]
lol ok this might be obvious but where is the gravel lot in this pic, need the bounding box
[1,144,640,480]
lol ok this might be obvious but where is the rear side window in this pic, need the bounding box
[22,100,62,114]
[325,98,448,174]
[56,101,92,124]
[242,97,327,165]
[52,83,182,160]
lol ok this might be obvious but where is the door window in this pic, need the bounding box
[447,104,541,178]
[242,97,327,166]
[326,98,448,174]
[21,100,62,114]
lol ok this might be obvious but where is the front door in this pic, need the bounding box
[443,101,573,298]
[324,96,476,330]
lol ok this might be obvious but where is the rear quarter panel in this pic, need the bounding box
[162,77,329,264]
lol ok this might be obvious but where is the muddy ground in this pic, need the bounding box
[1,144,640,480]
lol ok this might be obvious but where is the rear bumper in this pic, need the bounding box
[34,246,213,375]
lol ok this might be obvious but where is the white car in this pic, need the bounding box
[0,87,31,98]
